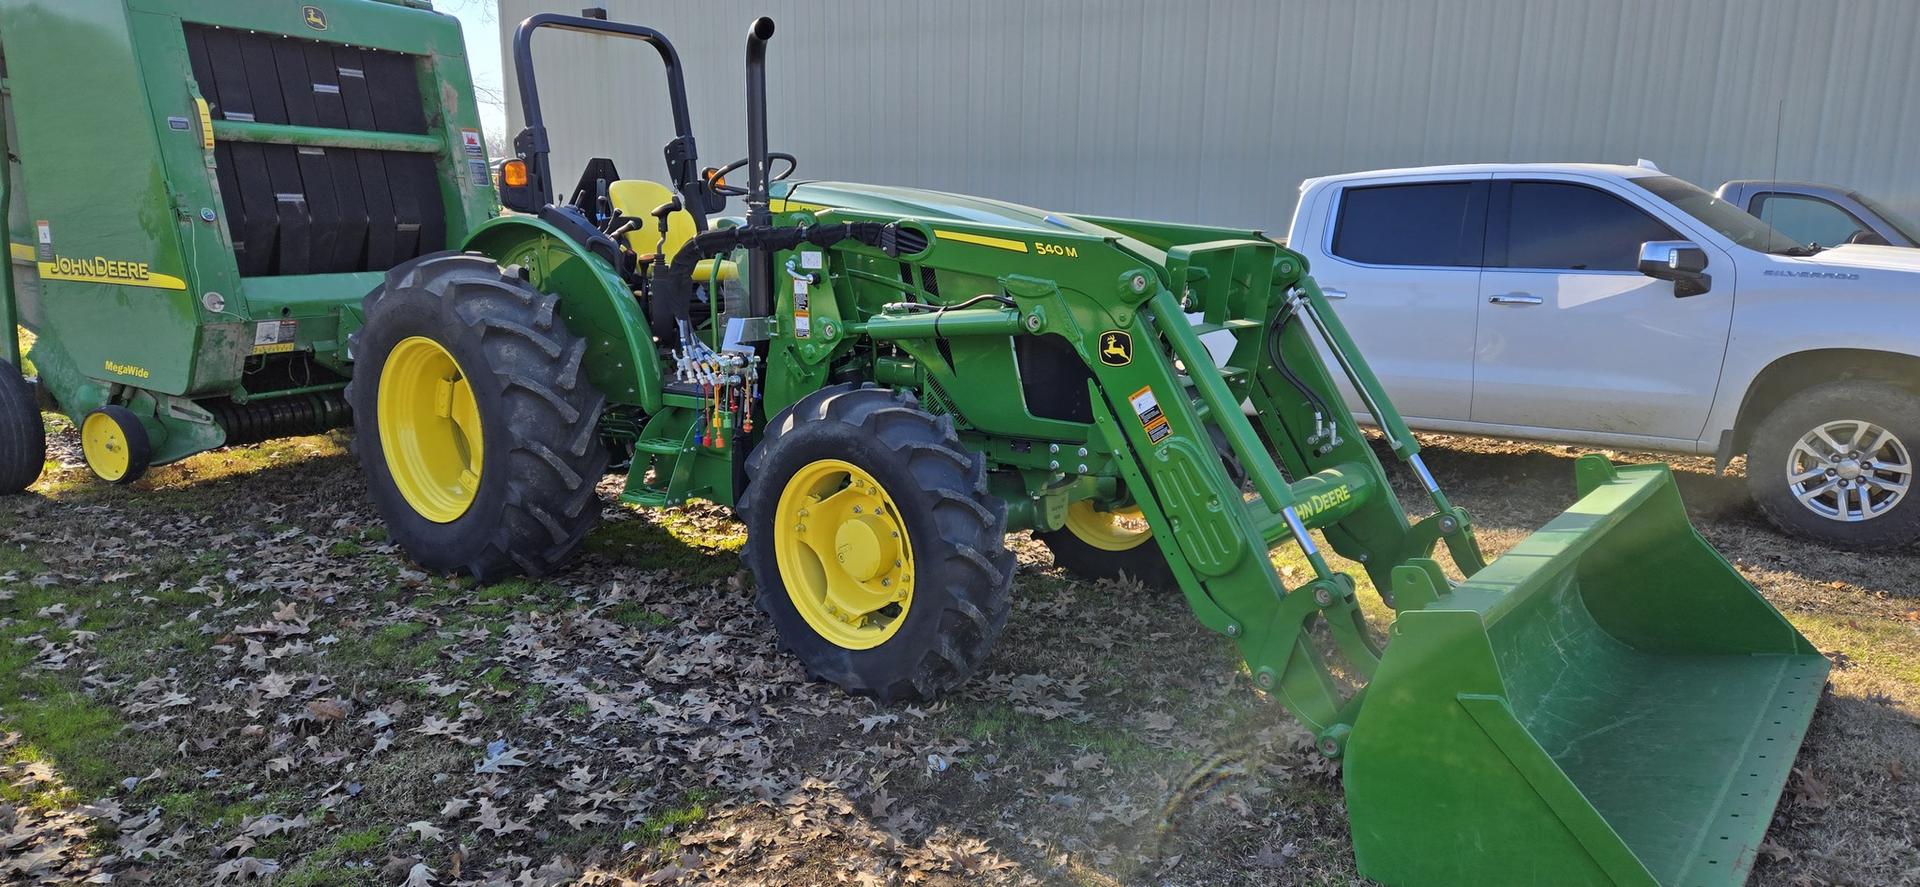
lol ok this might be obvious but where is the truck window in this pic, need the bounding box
[1628,175,1808,254]
[1500,181,1676,272]
[1853,192,1920,244]
[1753,192,1870,248]
[1331,181,1486,267]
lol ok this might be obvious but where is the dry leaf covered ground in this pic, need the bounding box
[0,420,1914,886]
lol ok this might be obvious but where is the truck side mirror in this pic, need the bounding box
[1637,240,1712,297]
[1849,230,1891,246]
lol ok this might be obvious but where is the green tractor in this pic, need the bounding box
[0,3,1826,884]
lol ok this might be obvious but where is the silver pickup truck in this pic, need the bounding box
[1716,180,1920,249]
[1266,163,1920,550]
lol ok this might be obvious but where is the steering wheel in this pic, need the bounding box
[704,152,797,197]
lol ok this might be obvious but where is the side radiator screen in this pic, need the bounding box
[184,25,446,277]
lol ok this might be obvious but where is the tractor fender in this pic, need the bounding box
[461,215,661,412]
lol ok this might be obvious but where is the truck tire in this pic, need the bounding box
[741,385,1014,702]
[0,361,45,493]
[348,253,608,580]
[1747,380,1920,549]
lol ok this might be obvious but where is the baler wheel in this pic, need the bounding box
[348,254,608,580]
[80,406,150,485]
[0,360,45,493]
[742,385,1014,702]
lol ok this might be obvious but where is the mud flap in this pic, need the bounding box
[1345,456,1827,887]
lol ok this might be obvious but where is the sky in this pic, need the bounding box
[443,1,508,138]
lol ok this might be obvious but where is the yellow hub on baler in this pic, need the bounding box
[80,411,135,482]
[773,458,914,650]
[377,336,484,523]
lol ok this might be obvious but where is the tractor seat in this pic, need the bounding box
[606,179,737,284]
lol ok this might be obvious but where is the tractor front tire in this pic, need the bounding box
[1036,502,1180,589]
[742,385,1014,702]
[0,361,44,493]
[348,253,608,580]
[1037,429,1245,589]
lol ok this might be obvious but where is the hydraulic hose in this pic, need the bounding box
[1268,298,1339,434]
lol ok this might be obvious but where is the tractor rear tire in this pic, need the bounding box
[0,361,44,493]
[741,385,1014,702]
[348,253,608,581]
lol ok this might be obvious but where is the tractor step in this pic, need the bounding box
[632,437,685,456]
[620,485,673,508]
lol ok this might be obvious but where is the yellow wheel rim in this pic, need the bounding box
[81,412,132,482]
[772,459,914,650]
[377,336,484,523]
[1062,500,1155,552]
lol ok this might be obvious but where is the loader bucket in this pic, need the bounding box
[1345,457,1826,887]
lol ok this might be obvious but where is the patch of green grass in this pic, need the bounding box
[947,698,1179,769]
[332,825,387,854]
[622,788,718,851]
[369,621,437,665]
[476,665,516,694]
[327,619,442,676]
[0,577,162,797]
[606,602,674,628]
[326,540,363,557]
[0,742,81,812]
[584,514,743,584]
[963,702,1015,742]
[1792,612,1920,686]
[277,859,366,887]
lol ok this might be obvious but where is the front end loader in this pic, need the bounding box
[343,12,1827,885]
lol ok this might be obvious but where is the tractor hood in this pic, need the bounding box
[768,180,1167,264]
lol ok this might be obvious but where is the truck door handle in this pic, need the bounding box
[1487,293,1543,305]
[1322,288,1349,299]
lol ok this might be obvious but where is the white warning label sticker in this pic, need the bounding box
[253,319,298,354]
[1130,385,1172,444]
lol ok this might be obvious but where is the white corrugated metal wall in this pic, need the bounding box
[498,0,1920,230]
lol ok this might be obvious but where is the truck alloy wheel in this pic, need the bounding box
[1783,419,1909,522]
[1749,380,1920,548]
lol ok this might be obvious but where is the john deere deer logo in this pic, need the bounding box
[302,6,328,30]
[1098,330,1132,367]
